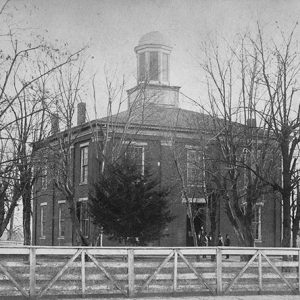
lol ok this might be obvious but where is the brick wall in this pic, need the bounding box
[33,128,281,247]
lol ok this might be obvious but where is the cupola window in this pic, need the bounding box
[149,51,159,81]
[162,53,169,82]
[138,52,146,81]
[135,31,172,85]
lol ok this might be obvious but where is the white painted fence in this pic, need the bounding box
[0,246,299,298]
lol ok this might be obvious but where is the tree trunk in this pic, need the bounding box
[208,192,218,246]
[281,138,292,247]
[0,186,5,233]
[292,188,300,248]
[292,215,299,248]
[223,195,244,245]
[242,224,255,247]
[282,192,291,247]
[244,195,255,247]
[0,187,19,238]
[22,186,32,245]
[8,210,14,240]
[187,202,198,246]
[67,198,89,246]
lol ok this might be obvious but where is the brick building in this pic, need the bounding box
[32,32,281,247]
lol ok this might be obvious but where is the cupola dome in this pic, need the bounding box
[138,31,171,47]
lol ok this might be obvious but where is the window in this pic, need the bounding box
[253,204,262,241]
[138,52,146,81]
[187,148,203,186]
[241,202,263,242]
[40,203,47,239]
[149,51,159,81]
[126,145,145,175]
[41,166,47,190]
[58,201,66,238]
[243,148,258,185]
[162,53,169,82]
[56,156,64,181]
[80,145,88,184]
[77,199,90,238]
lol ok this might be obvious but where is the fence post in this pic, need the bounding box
[216,248,222,295]
[81,250,86,297]
[29,247,36,299]
[258,251,262,293]
[173,250,178,292]
[128,249,135,297]
[298,249,300,294]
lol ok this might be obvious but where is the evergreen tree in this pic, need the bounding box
[89,158,174,245]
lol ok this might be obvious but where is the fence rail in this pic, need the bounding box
[0,246,300,298]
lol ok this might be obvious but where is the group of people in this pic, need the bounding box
[197,227,231,259]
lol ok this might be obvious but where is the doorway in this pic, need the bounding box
[186,203,207,246]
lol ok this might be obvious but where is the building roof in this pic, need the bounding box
[99,105,214,133]
[138,31,171,47]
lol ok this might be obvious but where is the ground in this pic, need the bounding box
[66,295,300,300]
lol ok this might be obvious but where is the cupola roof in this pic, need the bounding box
[138,31,171,47]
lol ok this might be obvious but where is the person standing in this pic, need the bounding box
[218,233,224,246]
[225,234,230,259]
[197,227,204,246]
[207,232,213,246]
[202,231,208,258]
[208,232,215,261]
[196,227,205,261]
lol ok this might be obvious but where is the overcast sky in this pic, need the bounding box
[5,0,300,118]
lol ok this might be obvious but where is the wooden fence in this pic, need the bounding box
[0,246,300,298]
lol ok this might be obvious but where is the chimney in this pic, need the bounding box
[246,118,256,128]
[51,113,59,134]
[77,102,86,125]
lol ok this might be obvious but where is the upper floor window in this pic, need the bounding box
[149,51,159,81]
[58,201,66,239]
[126,144,145,175]
[187,148,204,187]
[41,166,47,190]
[80,145,88,184]
[40,203,47,239]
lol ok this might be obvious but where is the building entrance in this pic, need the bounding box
[186,204,207,246]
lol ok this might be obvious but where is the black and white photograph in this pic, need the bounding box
[0,0,300,299]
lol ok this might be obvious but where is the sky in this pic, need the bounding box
[4,0,300,119]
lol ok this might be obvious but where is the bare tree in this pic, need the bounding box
[198,34,277,247]
[167,112,208,247]
[39,61,155,247]
[46,60,91,245]
[98,74,155,170]
[2,53,85,244]
[89,75,159,245]
[0,1,86,244]
[252,25,300,247]
[0,143,20,239]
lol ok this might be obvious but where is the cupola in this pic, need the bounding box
[127,32,180,108]
[134,31,172,85]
